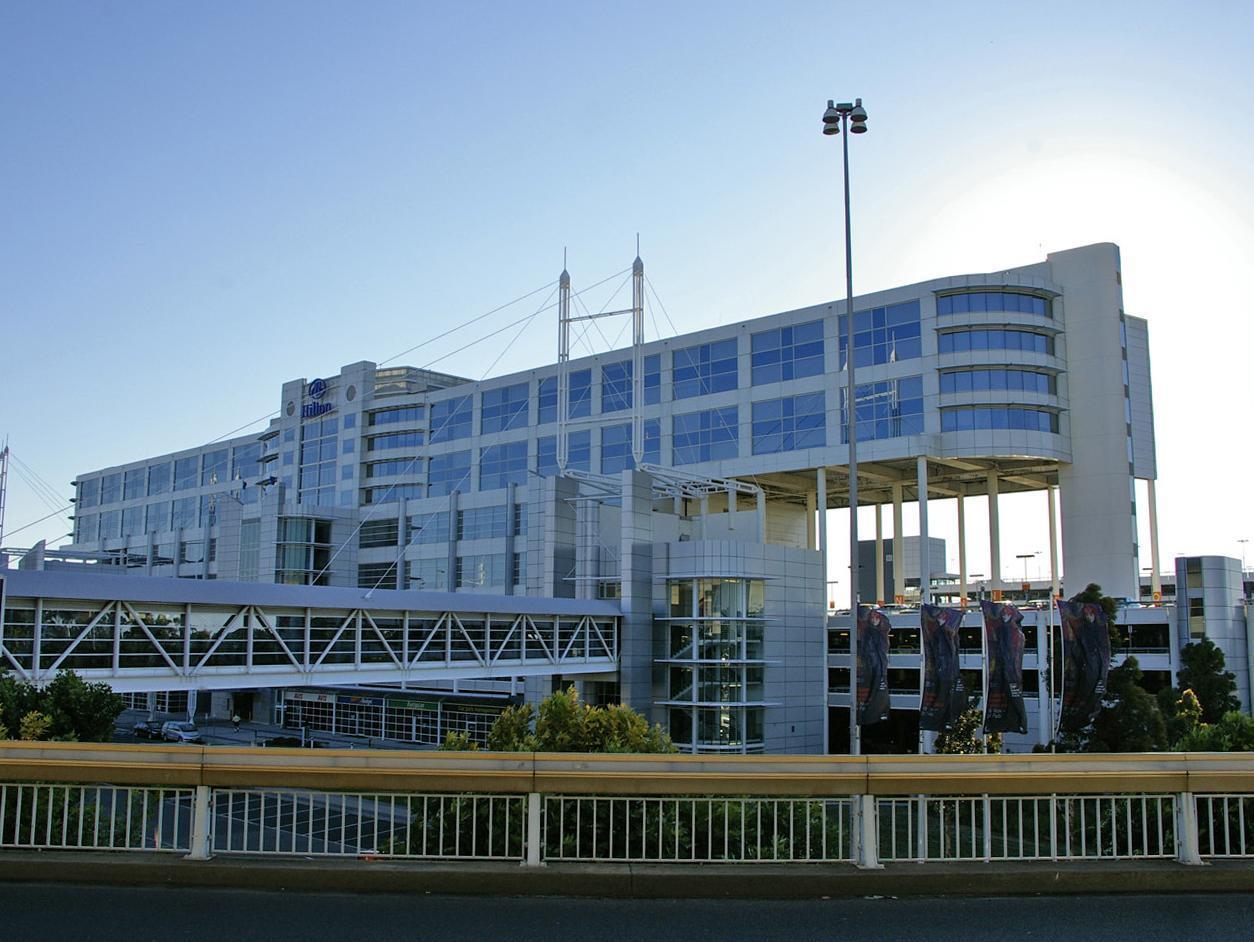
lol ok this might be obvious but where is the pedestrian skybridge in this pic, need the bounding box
[0,570,619,693]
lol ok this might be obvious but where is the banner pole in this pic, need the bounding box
[980,605,989,752]
[1051,598,1061,750]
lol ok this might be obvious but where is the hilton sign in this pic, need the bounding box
[301,378,334,420]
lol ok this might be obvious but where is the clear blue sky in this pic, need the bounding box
[3,1,1252,582]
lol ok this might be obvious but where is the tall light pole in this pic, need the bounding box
[823,97,867,754]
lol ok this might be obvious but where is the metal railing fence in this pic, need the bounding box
[1196,794,1254,858]
[211,789,525,860]
[541,795,852,863]
[2,746,1254,868]
[0,782,193,852]
[877,794,1176,862]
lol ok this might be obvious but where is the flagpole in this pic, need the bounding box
[980,604,989,753]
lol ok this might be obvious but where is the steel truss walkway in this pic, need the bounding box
[0,570,619,693]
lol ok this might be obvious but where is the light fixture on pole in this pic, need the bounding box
[822,97,868,755]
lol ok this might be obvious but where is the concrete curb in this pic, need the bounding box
[2,853,1254,898]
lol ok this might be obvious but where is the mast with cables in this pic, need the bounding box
[0,438,8,560]
[556,256,572,473]
[631,242,645,466]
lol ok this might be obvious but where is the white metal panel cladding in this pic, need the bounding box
[0,589,618,692]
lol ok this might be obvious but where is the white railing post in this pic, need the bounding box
[185,785,212,860]
[855,794,882,869]
[915,795,927,862]
[1176,792,1204,865]
[982,794,993,861]
[523,792,544,868]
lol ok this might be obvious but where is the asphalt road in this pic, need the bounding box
[1,885,1250,942]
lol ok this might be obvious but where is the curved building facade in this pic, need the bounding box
[58,242,1157,753]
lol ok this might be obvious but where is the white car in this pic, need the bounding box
[161,721,204,744]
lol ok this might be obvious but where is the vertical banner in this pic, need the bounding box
[981,600,1028,735]
[919,604,967,731]
[1056,600,1111,732]
[856,606,891,726]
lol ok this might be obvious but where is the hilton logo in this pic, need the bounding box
[302,378,334,419]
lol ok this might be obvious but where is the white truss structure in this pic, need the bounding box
[0,592,618,693]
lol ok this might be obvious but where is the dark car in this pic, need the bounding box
[132,720,161,740]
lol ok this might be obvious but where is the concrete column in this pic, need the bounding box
[727,487,736,531]
[892,483,904,602]
[957,493,968,609]
[503,483,517,596]
[874,505,885,605]
[987,472,1001,593]
[619,470,655,715]
[699,495,710,540]
[816,470,828,559]
[187,689,198,722]
[1147,478,1162,599]
[756,491,767,543]
[447,492,460,592]
[917,458,929,605]
[805,491,817,551]
[146,691,157,721]
[1047,485,1061,600]
[574,498,598,600]
[397,497,410,590]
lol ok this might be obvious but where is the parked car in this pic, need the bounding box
[161,721,204,744]
[132,720,161,740]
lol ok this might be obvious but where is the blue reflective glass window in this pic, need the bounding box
[479,440,529,490]
[145,503,169,534]
[99,473,122,504]
[171,497,198,530]
[840,377,924,444]
[77,477,100,509]
[537,377,557,424]
[481,382,530,433]
[751,393,826,454]
[601,423,634,474]
[431,395,473,442]
[536,436,558,477]
[98,509,121,540]
[936,291,1050,318]
[123,468,146,501]
[343,414,356,429]
[597,421,659,473]
[232,443,263,480]
[644,354,661,405]
[122,506,145,538]
[839,302,921,368]
[601,361,632,413]
[428,450,472,497]
[567,430,591,472]
[751,320,824,385]
[569,369,592,418]
[672,339,738,399]
[941,407,1058,433]
[672,407,739,465]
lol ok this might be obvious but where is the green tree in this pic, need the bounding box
[1175,711,1254,752]
[1085,657,1167,752]
[0,670,125,743]
[1176,639,1240,724]
[1158,686,1204,744]
[933,706,1002,754]
[443,686,676,754]
[1069,582,1121,649]
[19,710,51,741]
